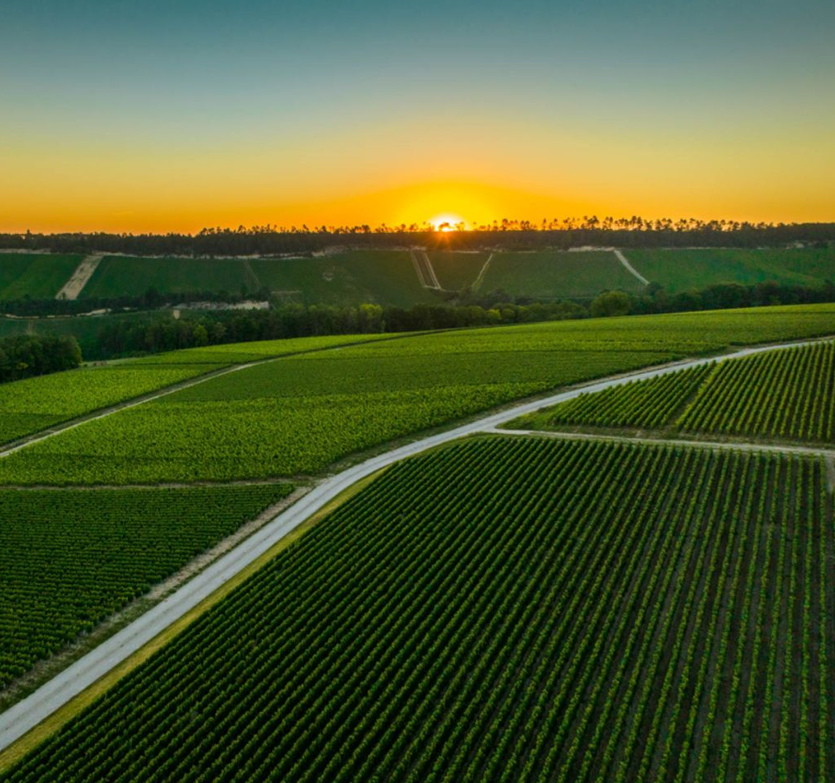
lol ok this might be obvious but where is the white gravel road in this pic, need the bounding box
[0,334,832,753]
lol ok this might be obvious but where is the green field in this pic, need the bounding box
[0,255,81,300]
[478,250,645,298]
[0,303,832,485]
[625,246,835,294]
[3,436,828,782]
[80,256,260,298]
[0,484,293,690]
[679,340,835,442]
[426,251,489,290]
[530,364,714,430]
[250,251,439,307]
[520,338,835,444]
[0,363,217,446]
[0,333,393,447]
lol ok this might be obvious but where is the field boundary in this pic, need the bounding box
[55,255,103,300]
[2,333,834,759]
[613,248,650,285]
[471,252,494,292]
[496,427,835,460]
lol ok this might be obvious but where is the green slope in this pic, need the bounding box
[81,257,259,298]
[626,246,835,293]
[0,255,81,300]
[479,250,645,298]
[426,251,489,290]
[251,251,439,307]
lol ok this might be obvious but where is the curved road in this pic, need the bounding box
[0,334,832,753]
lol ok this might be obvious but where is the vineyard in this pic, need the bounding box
[521,339,835,444]
[0,364,216,446]
[533,364,713,429]
[0,255,82,301]
[0,333,398,448]
[80,257,261,299]
[251,252,439,307]
[479,249,644,298]
[0,483,293,691]
[2,435,829,782]
[679,340,835,442]
[425,251,489,291]
[625,246,835,294]
[0,304,833,485]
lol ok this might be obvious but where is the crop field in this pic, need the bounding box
[0,255,82,300]
[0,363,218,446]
[522,339,835,444]
[625,246,835,294]
[80,256,261,298]
[251,251,439,307]
[425,251,489,290]
[0,332,399,447]
[3,435,829,782]
[536,364,714,430]
[478,250,645,298]
[0,483,294,690]
[679,340,835,442]
[0,303,832,484]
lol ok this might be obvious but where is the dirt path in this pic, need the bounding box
[418,250,442,289]
[410,249,442,290]
[242,259,262,292]
[471,252,494,292]
[55,255,103,300]
[612,248,650,286]
[495,427,835,460]
[2,335,833,755]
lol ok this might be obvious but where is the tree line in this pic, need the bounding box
[0,335,82,384]
[92,279,835,360]
[1,220,833,257]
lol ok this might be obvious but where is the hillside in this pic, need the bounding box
[625,246,835,293]
[250,251,439,307]
[0,255,81,300]
[477,250,646,298]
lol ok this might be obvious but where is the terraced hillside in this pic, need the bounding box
[0,255,82,300]
[3,436,829,783]
[478,250,645,298]
[625,246,835,294]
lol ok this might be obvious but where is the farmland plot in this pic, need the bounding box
[0,303,832,485]
[0,484,294,691]
[2,436,829,782]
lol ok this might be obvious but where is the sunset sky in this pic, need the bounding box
[2,0,834,233]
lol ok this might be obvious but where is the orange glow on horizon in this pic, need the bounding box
[429,213,467,232]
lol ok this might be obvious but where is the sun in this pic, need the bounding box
[429,213,466,232]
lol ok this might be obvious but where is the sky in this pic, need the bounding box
[1,0,834,233]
